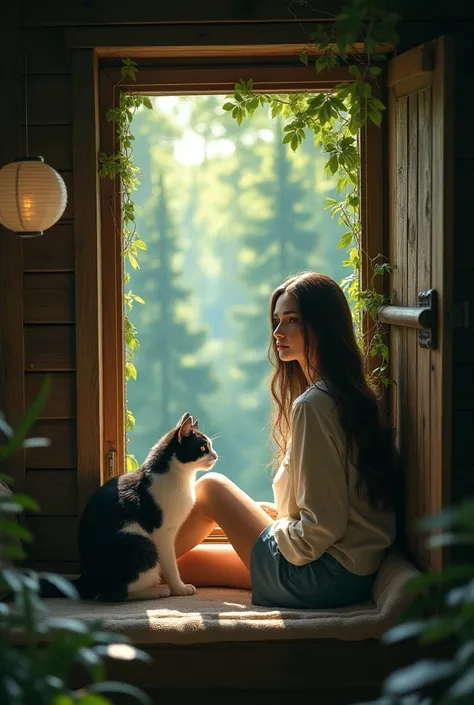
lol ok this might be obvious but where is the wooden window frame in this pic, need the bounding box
[71,45,385,526]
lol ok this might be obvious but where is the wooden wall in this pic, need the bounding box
[0,1,472,572]
[21,29,79,571]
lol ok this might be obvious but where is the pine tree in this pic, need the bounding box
[126,171,217,463]
[235,117,321,402]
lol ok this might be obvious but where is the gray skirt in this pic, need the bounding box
[250,523,376,609]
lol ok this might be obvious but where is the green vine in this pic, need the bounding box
[222,0,399,390]
[99,59,153,470]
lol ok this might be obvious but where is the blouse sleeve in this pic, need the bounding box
[272,399,348,565]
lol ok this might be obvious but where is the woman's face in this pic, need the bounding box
[272,292,305,364]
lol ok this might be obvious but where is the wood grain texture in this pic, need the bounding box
[73,49,104,513]
[21,0,474,26]
[416,86,432,568]
[26,372,77,419]
[0,4,25,489]
[23,223,75,272]
[359,80,387,392]
[26,469,78,515]
[99,69,125,481]
[24,27,71,73]
[25,420,77,469]
[22,74,71,125]
[24,273,75,323]
[25,325,76,371]
[406,93,421,562]
[388,38,454,571]
[20,125,72,171]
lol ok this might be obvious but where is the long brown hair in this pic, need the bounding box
[269,272,400,510]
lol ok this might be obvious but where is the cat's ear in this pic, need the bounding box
[177,412,191,428]
[178,414,194,442]
[191,418,199,430]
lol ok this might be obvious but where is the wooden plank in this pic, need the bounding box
[416,86,432,568]
[104,65,353,94]
[21,0,474,26]
[430,36,454,571]
[388,42,435,89]
[24,28,71,73]
[25,372,77,419]
[73,50,104,514]
[24,273,75,323]
[389,92,410,558]
[23,223,75,271]
[20,125,72,171]
[26,516,79,562]
[100,69,125,482]
[0,3,25,490]
[22,75,71,125]
[359,79,387,394]
[22,0,342,26]
[25,420,77,469]
[25,469,78,515]
[406,93,420,561]
[24,325,76,371]
[65,23,392,57]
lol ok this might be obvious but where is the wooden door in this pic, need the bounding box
[387,37,453,571]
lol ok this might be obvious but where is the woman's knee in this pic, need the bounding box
[195,472,232,501]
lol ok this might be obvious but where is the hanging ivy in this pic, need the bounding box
[222,0,400,389]
[99,58,152,470]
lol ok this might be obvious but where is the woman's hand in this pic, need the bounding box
[257,501,278,520]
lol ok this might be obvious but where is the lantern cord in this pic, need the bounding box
[24,51,29,157]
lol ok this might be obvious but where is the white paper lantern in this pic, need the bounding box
[0,156,68,238]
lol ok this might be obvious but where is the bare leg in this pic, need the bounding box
[175,473,273,588]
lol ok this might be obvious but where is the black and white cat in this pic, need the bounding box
[41,413,217,602]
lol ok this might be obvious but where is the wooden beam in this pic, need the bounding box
[64,23,393,58]
[103,64,353,96]
[23,0,340,27]
[21,0,474,27]
[359,77,387,396]
[99,70,126,483]
[0,4,25,490]
[72,49,104,514]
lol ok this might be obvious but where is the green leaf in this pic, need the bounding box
[134,239,147,251]
[337,231,353,249]
[142,96,153,110]
[39,572,79,600]
[88,682,152,705]
[11,494,40,512]
[222,102,235,112]
[0,518,33,541]
[384,659,455,696]
[369,66,382,76]
[299,52,309,66]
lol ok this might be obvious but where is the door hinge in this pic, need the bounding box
[107,449,116,478]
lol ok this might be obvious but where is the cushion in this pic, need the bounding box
[40,552,420,645]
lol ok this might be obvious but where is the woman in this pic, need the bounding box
[175,272,400,609]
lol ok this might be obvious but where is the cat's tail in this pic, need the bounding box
[39,574,98,600]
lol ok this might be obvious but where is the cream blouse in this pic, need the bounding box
[272,382,396,575]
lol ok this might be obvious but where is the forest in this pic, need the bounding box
[127,94,347,500]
